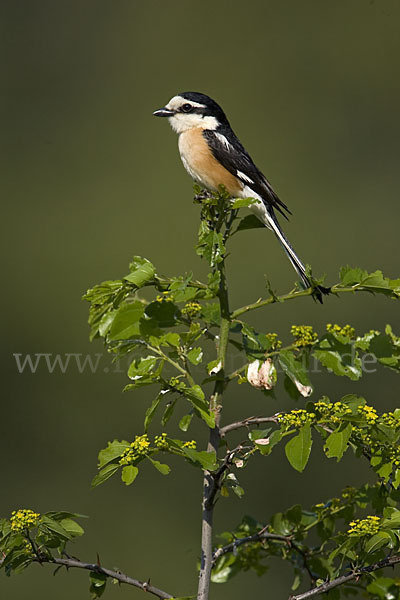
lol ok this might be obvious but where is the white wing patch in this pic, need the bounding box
[214,132,232,150]
[236,170,254,184]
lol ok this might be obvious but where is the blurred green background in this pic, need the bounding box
[2,0,400,598]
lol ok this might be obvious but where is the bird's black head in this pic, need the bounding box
[153,91,230,133]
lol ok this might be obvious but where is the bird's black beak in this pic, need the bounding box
[153,107,175,117]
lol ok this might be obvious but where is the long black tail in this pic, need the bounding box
[264,208,328,303]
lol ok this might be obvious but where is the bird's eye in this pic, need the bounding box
[181,103,193,113]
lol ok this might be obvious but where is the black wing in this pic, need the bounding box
[202,128,291,219]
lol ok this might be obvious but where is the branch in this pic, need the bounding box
[197,200,233,600]
[33,555,173,599]
[231,284,370,319]
[289,554,400,600]
[212,527,290,565]
[220,415,280,437]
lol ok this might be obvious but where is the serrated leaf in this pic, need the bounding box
[148,458,171,475]
[313,335,362,380]
[108,302,145,341]
[285,425,312,472]
[201,302,221,325]
[339,266,368,286]
[124,256,156,287]
[324,423,352,461]
[279,350,311,388]
[121,465,139,485]
[98,440,129,468]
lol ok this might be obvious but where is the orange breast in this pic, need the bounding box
[178,128,243,196]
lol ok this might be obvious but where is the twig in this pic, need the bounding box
[32,555,173,599]
[231,284,375,319]
[220,415,280,437]
[212,527,290,565]
[289,554,400,600]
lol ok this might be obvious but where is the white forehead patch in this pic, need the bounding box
[165,95,206,111]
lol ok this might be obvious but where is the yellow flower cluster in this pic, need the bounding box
[381,412,400,428]
[119,434,151,465]
[341,486,357,500]
[358,404,379,423]
[280,400,356,430]
[347,515,380,536]
[352,425,400,466]
[326,323,355,338]
[314,400,352,423]
[265,333,282,350]
[182,440,197,449]
[279,409,315,428]
[168,376,181,389]
[291,325,318,348]
[10,509,40,532]
[156,291,174,303]
[181,301,201,319]
[155,433,169,450]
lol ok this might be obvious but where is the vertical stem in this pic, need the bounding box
[197,254,231,600]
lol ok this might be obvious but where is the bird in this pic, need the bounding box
[153,91,327,301]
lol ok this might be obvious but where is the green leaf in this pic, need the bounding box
[179,414,193,432]
[182,448,217,471]
[231,197,258,209]
[186,347,203,365]
[365,531,392,553]
[59,518,84,537]
[161,399,177,426]
[40,516,72,540]
[89,571,107,598]
[145,300,179,327]
[196,231,225,267]
[148,458,171,475]
[121,465,139,485]
[285,425,313,472]
[98,311,117,337]
[144,393,163,431]
[98,440,129,468]
[201,302,221,326]
[236,214,265,232]
[124,256,156,287]
[279,350,312,388]
[313,336,362,381]
[182,385,215,428]
[128,355,159,379]
[91,464,120,488]
[324,423,352,461]
[339,266,368,286]
[108,302,145,341]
